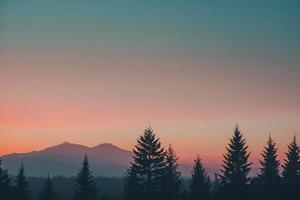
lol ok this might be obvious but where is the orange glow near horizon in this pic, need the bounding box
[1,51,300,166]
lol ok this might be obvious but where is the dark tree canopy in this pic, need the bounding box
[162,144,182,200]
[258,136,281,184]
[189,156,211,200]
[74,155,98,200]
[124,165,141,200]
[282,136,300,198]
[282,136,300,183]
[256,136,281,200]
[0,160,12,200]
[219,125,252,200]
[38,175,57,200]
[15,163,31,200]
[125,127,165,200]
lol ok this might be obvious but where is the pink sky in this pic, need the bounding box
[0,50,299,167]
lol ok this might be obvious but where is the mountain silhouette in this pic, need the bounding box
[0,142,133,177]
[0,142,221,177]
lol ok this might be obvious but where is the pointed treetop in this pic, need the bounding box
[74,155,98,200]
[147,122,152,130]
[190,155,211,200]
[145,125,153,135]
[235,122,239,129]
[282,135,300,183]
[220,125,251,188]
[16,162,31,200]
[167,143,175,155]
[259,135,281,182]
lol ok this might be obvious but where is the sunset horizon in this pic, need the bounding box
[1,1,299,200]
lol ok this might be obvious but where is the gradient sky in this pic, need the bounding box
[0,0,300,166]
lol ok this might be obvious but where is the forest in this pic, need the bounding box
[1,125,300,200]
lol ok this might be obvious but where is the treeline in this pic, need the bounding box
[1,125,300,200]
[123,126,300,200]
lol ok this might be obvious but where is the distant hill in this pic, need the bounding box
[0,142,221,177]
[0,142,132,177]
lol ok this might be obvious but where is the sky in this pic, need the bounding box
[0,0,300,166]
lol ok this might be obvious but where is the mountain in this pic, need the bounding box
[0,142,222,177]
[0,142,133,177]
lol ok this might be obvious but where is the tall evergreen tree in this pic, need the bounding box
[74,155,98,200]
[15,163,31,200]
[125,127,165,200]
[162,144,182,200]
[282,136,300,198]
[219,125,251,200]
[257,136,281,200]
[189,156,210,200]
[0,160,12,200]
[38,175,57,200]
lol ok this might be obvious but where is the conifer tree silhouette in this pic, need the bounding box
[0,160,12,200]
[15,162,31,200]
[282,136,300,182]
[125,127,165,200]
[189,156,210,200]
[124,165,141,200]
[219,125,251,200]
[257,136,281,200]
[162,144,182,200]
[74,155,98,200]
[282,136,300,198]
[38,175,57,200]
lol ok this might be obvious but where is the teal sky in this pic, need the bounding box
[0,0,300,165]
[1,0,299,58]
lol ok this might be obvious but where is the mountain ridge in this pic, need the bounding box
[0,142,219,177]
[0,142,133,177]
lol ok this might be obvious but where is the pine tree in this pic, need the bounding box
[0,160,12,200]
[38,175,57,200]
[162,144,182,200]
[74,155,98,200]
[189,156,210,200]
[125,127,165,200]
[257,136,281,200]
[219,125,252,200]
[282,136,300,182]
[282,136,300,198]
[15,163,31,200]
[124,166,141,200]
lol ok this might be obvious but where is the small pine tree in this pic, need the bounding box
[189,156,211,200]
[162,144,182,200]
[74,155,98,200]
[219,125,252,200]
[15,163,31,200]
[257,136,281,200]
[125,127,165,200]
[124,166,141,200]
[282,136,300,198]
[38,175,57,200]
[282,136,300,182]
[0,160,12,199]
